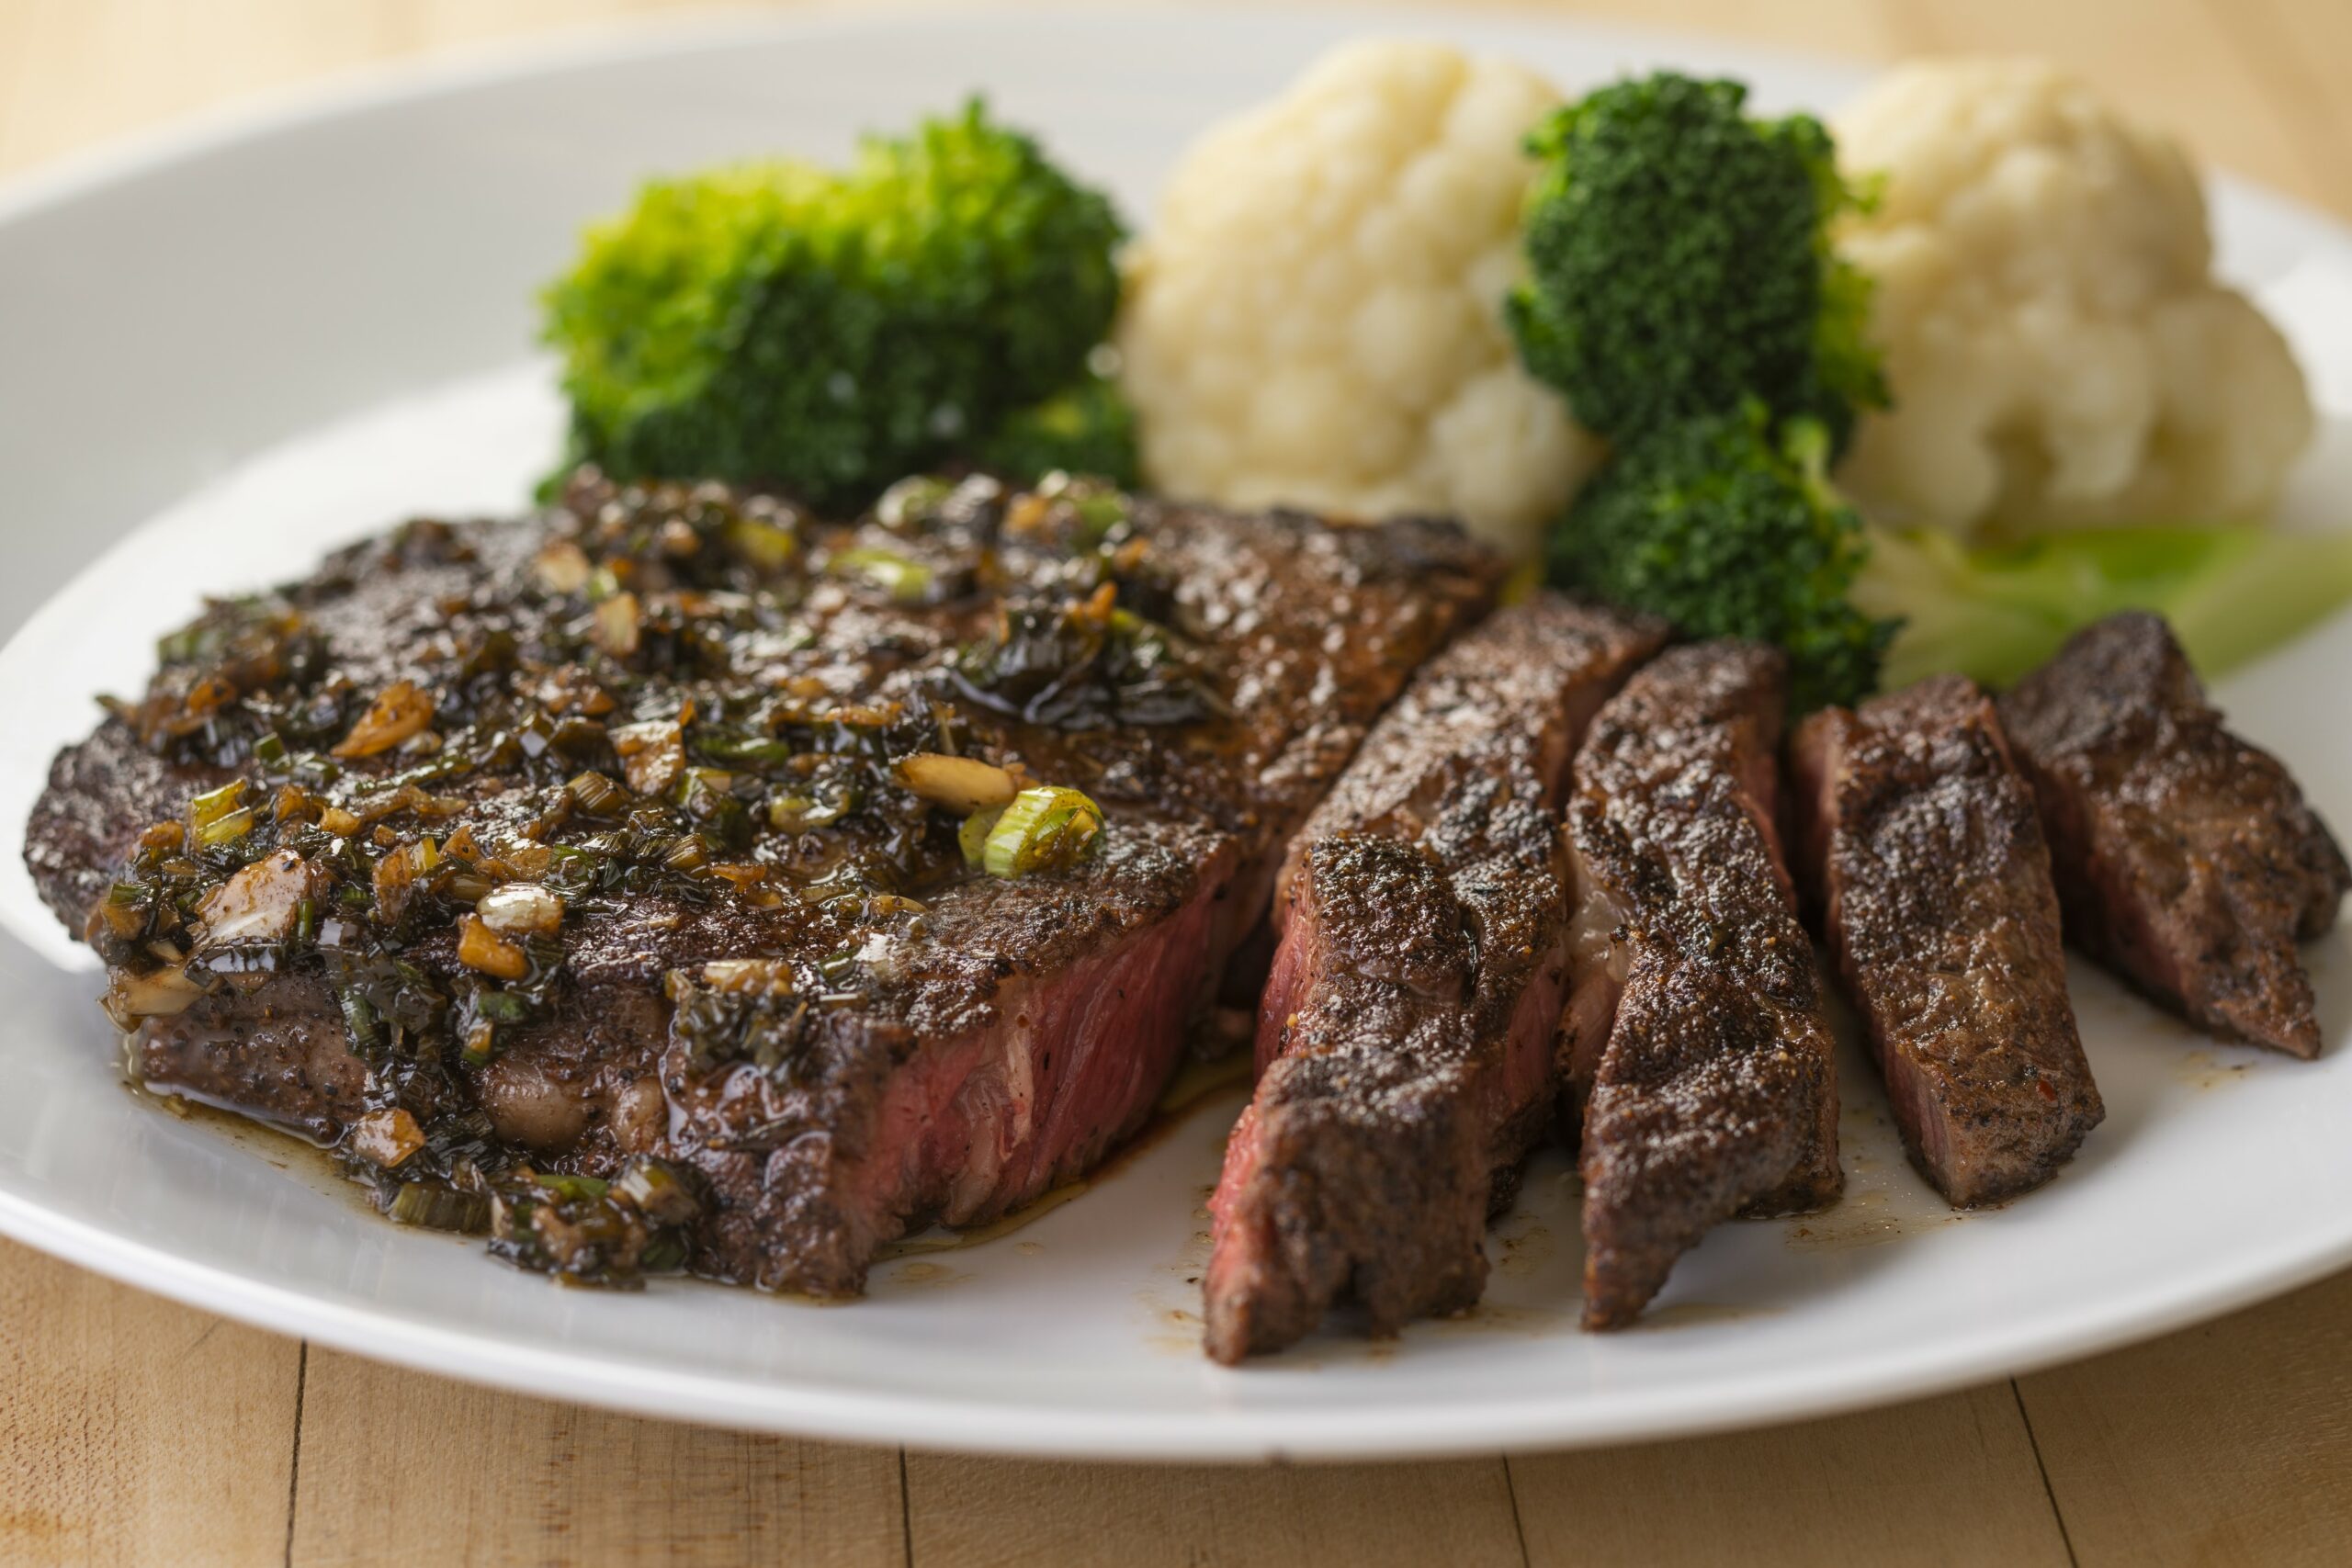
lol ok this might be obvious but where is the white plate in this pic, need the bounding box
[3,5,2351,1461]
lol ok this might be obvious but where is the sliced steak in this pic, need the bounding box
[1202,598,1667,1362]
[1998,613,2350,1058]
[1791,676,2102,1206]
[1562,641,1841,1330]
[27,471,1500,1293]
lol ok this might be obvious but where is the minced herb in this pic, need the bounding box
[95,468,1197,1287]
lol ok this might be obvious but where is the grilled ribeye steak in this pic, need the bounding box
[1202,598,1666,1361]
[1562,641,1841,1330]
[25,468,1501,1293]
[1791,676,2102,1207]
[1998,613,2349,1059]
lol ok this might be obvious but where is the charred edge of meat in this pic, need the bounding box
[1998,612,2350,1059]
[1205,598,1666,1360]
[1791,675,2103,1208]
[1565,640,1842,1331]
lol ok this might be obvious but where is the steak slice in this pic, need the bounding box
[1790,676,2103,1206]
[27,471,1501,1294]
[1562,641,1841,1330]
[1202,598,1666,1361]
[1998,613,2350,1058]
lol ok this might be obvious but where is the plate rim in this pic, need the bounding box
[5,1,2351,1460]
[6,1171,2349,1461]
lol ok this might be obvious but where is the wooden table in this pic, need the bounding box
[6,2,2352,1562]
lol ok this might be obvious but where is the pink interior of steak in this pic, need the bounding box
[38,478,1508,1298]
[686,842,1238,1294]
[1201,1102,1271,1341]
[1251,891,1318,1078]
[1487,935,1571,1155]
[930,869,1231,1224]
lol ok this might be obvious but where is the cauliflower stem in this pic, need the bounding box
[1862,523,2352,691]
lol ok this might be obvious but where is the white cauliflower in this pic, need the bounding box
[1833,58,2313,537]
[1115,40,1598,556]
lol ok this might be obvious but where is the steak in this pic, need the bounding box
[1201,598,1665,1361]
[1561,641,1841,1330]
[1997,612,2349,1058]
[24,469,1501,1293]
[1790,676,2102,1206]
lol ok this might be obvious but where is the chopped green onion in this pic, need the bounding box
[195,807,255,848]
[722,514,798,571]
[460,1016,498,1068]
[876,476,954,530]
[476,990,531,1024]
[1072,490,1131,541]
[188,779,248,833]
[829,547,935,604]
[959,806,1004,867]
[536,1172,609,1202]
[980,787,1102,878]
[388,1182,492,1234]
[565,770,628,815]
[614,1158,699,1225]
[694,731,797,769]
[96,882,150,940]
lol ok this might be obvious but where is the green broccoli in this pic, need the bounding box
[1560,399,2352,707]
[1551,400,1894,711]
[1508,73,1885,449]
[544,100,1126,513]
[1524,70,2349,706]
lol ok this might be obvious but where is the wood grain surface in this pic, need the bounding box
[4,2,2350,1564]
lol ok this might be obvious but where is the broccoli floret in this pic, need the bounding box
[1552,400,1895,710]
[1508,73,1885,449]
[976,369,1140,489]
[544,101,1125,513]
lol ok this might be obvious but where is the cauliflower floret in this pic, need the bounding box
[1115,40,1599,555]
[1833,58,2313,537]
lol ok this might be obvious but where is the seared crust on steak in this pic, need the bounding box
[1203,598,1665,1361]
[1998,613,2349,1058]
[1792,676,2103,1207]
[1563,641,1841,1330]
[26,472,1500,1293]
